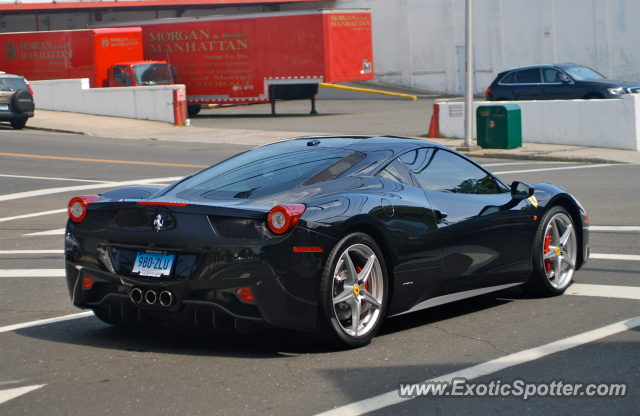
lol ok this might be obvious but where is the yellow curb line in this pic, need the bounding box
[318,83,417,100]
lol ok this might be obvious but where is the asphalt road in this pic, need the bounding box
[190,99,437,137]
[1,129,639,415]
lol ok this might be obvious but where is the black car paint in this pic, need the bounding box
[64,137,589,331]
[487,64,640,101]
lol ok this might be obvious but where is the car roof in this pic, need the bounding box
[503,63,586,72]
[0,73,25,79]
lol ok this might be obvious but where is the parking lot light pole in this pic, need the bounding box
[457,0,481,152]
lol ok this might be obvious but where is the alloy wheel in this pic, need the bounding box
[332,243,384,337]
[542,212,577,289]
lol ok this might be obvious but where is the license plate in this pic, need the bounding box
[132,252,175,278]
[0,104,8,111]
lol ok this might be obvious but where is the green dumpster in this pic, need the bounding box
[476,105,522,149]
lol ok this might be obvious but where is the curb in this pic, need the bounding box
[25,126,93,136]
[456,151,626,164]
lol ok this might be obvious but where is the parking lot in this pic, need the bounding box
[1,128,639,415]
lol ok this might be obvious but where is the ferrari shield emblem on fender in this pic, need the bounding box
[153,214,164,232]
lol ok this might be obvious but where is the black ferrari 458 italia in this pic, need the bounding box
[64,136,589,348]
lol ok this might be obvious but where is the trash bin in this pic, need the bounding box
[476,105,522,149]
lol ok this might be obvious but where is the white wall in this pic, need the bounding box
[30,79,183,124]
[334,0,640,95]
[437,95,640,151]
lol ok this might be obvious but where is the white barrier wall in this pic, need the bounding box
[437,95,640,151]
[30,79,183,124]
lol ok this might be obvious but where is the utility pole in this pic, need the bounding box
[457,0,480,152]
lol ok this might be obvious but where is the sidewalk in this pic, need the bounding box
[25,110,640,164]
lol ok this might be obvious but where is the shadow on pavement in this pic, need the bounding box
[14,290,518,358]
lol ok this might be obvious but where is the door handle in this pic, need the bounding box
[435,210,448,222]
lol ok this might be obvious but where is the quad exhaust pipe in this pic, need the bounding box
[159,291,174,307]
[145,290,157,305]
[130,288,174,307]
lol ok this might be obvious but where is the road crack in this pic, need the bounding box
[433,326,507,355]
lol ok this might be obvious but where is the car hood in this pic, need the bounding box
[576,78,640,88]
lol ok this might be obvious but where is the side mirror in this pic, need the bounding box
[511,181,535,199]
[556,73,570,83]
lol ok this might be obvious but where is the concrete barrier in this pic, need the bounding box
[436,95,640,151]
[30,79,186,125]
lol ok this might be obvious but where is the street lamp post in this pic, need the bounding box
[457,0,480,152]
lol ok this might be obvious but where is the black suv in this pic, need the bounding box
[486,64,640,101]
[0,73,35,129]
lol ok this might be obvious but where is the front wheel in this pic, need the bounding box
[315,233,388,349]
[522,206,577,296]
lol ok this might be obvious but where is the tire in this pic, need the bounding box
[10,119,27,130]
[522,206,578,297]
[187,104,201,117]
[315,232,388,349]
[583,93,604,100]
[11,90,34,113]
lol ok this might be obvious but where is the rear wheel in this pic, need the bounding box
[10,119,27,130]
[315,233,388,348]
[523,206,577,296]
[187,105,201,117]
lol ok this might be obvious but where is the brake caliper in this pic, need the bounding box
[543,233,551,272]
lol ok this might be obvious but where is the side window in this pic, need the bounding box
[112,66,123,84]
[401,148,501,194]
[500,71,516,84]
[375,158,414,186]
[515,68,541,84]
[542,68,563,83]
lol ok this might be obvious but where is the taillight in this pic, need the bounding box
[235,287,254,303]
[24,77,34,95]
[68,195,100,223]
[486,88,491,98]
[267,204,305,234]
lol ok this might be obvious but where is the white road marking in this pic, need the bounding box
[0,173,110,183]
[590,253,640,261]
[24,228,65,236]
[0,269,65,277]
[315,315,640,416]
[0,250,63,255]
[492,164,620,175]
[567,284,640,300]
[589,226,640,232]
[0,176,182,203]
[0,385,46,405]
[0,311,94,334]
[0,208,67,223]
[482,162,568,167]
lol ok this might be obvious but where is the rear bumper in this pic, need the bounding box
[0,111,33,121]
[65,225,336,330]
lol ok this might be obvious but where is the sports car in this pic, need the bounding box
[64,136,590,348]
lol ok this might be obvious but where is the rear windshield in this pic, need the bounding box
[0,77,28,92]
[133,64,172,86]
[173,147,362,201]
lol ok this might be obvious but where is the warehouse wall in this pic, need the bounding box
[334,0,640,94]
